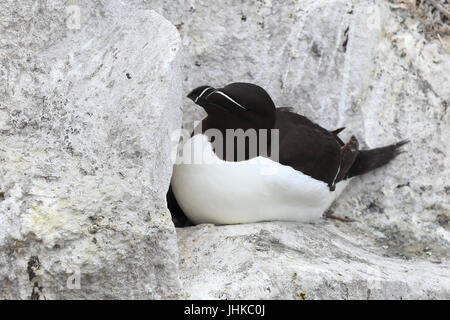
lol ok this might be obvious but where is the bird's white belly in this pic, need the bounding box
[171,134,349,225]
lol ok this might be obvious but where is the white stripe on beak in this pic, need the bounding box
[195,87,212,103]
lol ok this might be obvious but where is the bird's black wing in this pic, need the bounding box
[274,110,342,188]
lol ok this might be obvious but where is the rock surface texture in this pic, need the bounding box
[178,223,449,299]
[149,0,450,299]
[0,1,183,299]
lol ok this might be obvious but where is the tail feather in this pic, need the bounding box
[347,140,409,178]
[332,127,345,135]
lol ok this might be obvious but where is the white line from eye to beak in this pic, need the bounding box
[212,90,247,110]
[195,86,212,103]
[205,89,216,98]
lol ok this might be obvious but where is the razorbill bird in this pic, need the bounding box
[169,82,408,225]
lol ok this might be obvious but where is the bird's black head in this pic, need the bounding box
[187,82,276,131]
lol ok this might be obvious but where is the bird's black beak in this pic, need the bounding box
[187,85,215,104]
[187,85,253,119]
[187,91,197,101]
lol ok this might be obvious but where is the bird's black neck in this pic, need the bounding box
[192,116,274,162]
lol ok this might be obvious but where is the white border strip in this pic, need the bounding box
[331,164,341,189]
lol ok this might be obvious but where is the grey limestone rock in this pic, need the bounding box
[0,1,183,299]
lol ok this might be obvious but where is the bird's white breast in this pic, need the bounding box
[171,134,349,225]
